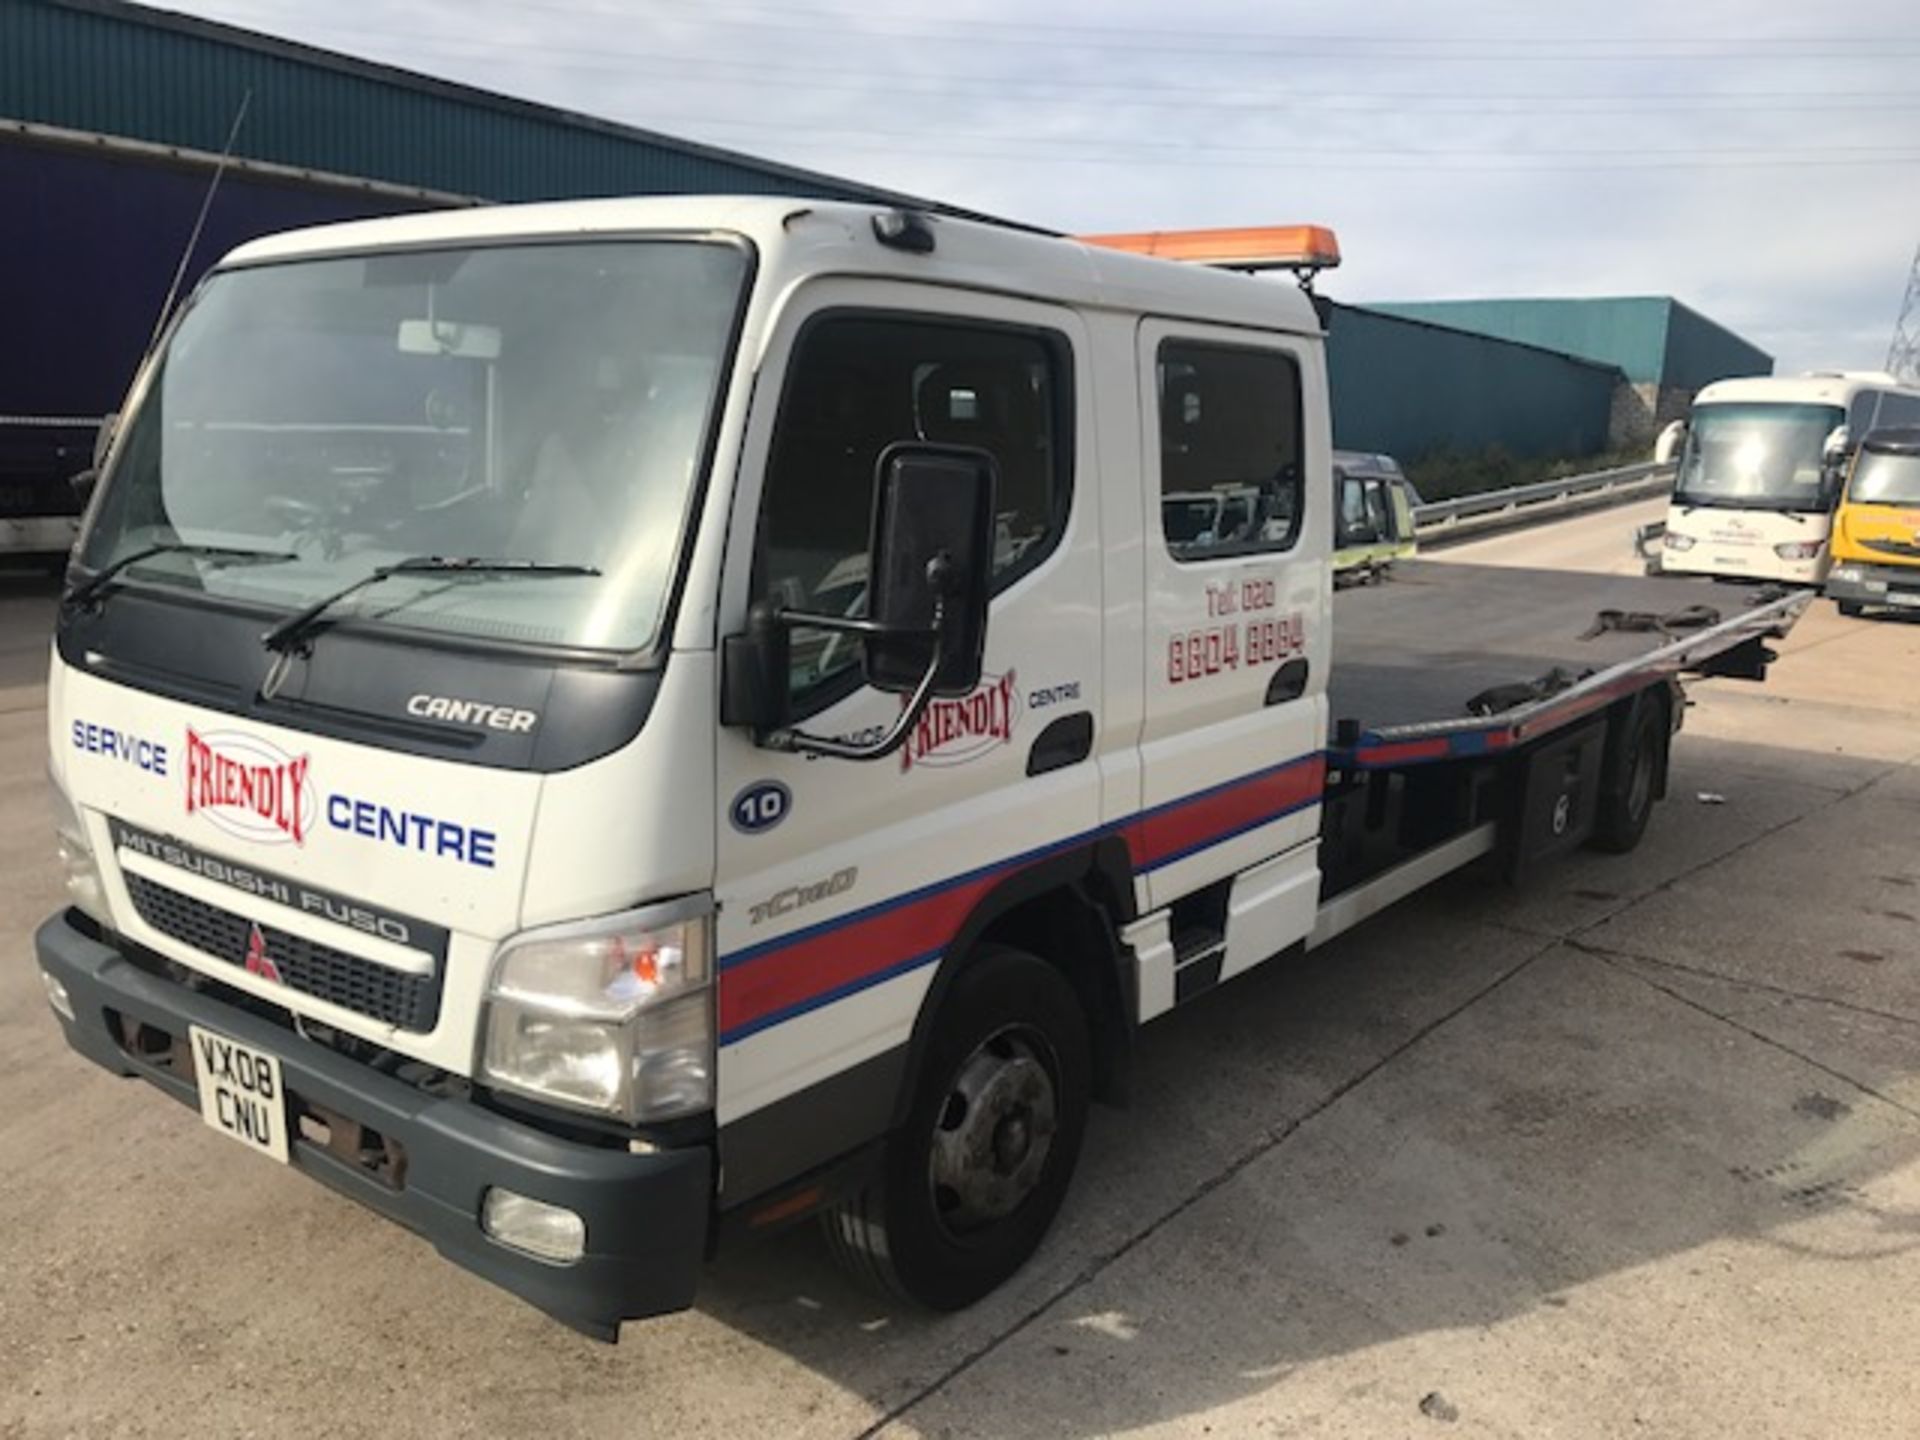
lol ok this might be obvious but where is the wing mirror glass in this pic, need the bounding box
[864,444,993,696]
[721,444,997,762]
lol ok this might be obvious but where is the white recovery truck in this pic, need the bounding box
[37,199,1809,1338]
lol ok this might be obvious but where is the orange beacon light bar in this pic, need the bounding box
[1076,224,1342,281]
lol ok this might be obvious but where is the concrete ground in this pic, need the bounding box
[4,508,1920,1439]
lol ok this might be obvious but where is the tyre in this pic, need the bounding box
[1589,695,1666,854]
[1837,600,1865,618]
[824,945,1091,1310]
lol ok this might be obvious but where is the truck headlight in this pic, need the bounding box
[1663,532,1696,551]
[49,776,107,925]
[480,901,713,1124]
[1773,540,1823,560]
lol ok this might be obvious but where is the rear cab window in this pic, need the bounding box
[1157,341,1304,562]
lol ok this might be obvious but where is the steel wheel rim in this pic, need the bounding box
[926,1024,1060,1239]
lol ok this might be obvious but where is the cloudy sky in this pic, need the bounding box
[172,0,1920,373]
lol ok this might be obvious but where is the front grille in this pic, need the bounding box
[123,873,441,1033]
[1861,536,1920,559]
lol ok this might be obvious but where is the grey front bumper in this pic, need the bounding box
[1825,562,1920,609]
[35,910,711,1340]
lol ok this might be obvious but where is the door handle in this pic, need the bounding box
[1028,712,1094,776]
[1265,657,1310,706]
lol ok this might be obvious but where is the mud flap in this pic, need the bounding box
[1503,716,1607,881]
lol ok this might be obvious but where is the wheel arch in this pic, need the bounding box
[890,835,1137,1130]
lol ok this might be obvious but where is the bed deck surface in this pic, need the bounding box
[1328,560,1778,739]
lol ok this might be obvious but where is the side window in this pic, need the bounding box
[754,313,1072,708]
[1336,473,1377,546]
[1362,478,1391,540]
[1158,341,1303,562]
[1849,391,1882,436]
[1872,393,1920,430]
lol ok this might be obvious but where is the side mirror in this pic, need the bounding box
[1633,521,1665,562]
[69,468,99,506]
[864,444,994,696]
[720,444,997,762]
[1820,425,1854,507]
[1653,419,1688,465]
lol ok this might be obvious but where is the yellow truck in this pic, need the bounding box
[1826,427,1920,617]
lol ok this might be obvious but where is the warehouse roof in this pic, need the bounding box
[3,0,1012,220]
[1364,295,1772,390]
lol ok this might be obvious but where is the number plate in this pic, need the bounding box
[189,1024,290,1163]
[1886,589,1920,608]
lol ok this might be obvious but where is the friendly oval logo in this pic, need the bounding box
[184,728,318,846]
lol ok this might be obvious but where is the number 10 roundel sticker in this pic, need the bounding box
[730,780,792,835]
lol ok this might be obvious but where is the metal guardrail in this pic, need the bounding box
[1412,460,1674,545]
[0,414,106,429]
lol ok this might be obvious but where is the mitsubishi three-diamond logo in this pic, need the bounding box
[243,923,283,984]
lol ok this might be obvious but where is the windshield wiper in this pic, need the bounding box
[1677,496,1808,521]
[64,542,300,610]
[260,555,600,655]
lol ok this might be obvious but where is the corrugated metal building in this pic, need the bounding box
[0,0,946,207]
[0,0,977,517]
[0,0,1730,500]
[1325,303,1619,462]
[1366,296,1773,444]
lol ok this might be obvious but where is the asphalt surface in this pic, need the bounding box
[5,508,1920,1439]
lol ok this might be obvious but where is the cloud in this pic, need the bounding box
[175,0,1920,371]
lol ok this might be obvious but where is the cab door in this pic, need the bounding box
[1132,319,1331,981]
[709,280,1104,1188]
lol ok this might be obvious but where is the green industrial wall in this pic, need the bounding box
[0,0,921,205]
[1326,303,1619,461]
[1366,296,1771,390]
[1659,299,1774,391]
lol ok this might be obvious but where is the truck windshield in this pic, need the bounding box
[80,239,747,653]
[1673,402,1844,513]
[1848,450,1920,506]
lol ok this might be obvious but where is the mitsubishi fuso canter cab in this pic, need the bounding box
[37,199,1808,1338]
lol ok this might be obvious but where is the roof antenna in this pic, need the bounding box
[145,88,253,357]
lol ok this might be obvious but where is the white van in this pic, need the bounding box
[1655,372,1920,585]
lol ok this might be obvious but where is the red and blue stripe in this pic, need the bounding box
[718,753,1325,1045]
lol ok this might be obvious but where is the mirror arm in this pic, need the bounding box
[772,609,896,639]
[762,597,949,762]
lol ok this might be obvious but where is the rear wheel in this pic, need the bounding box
[1589,695,1667,854]
[824,945,1090,1309]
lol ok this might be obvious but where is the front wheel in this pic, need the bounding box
[1837,600,1865,618]
[824,945,1091,1310]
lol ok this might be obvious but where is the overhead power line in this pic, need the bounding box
[596,0,1920,53]
[208,0,1920,63]
[675,123,1920,172]
[193,9,1920,117]
[664,114,1920,161]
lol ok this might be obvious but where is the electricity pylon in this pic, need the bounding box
[1888,243,1920,385]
